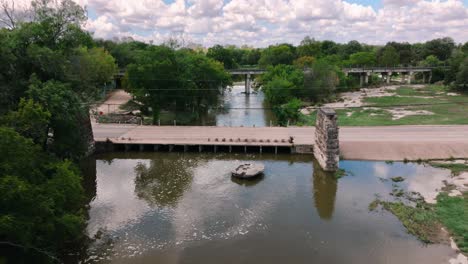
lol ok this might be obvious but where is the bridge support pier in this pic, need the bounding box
[314,108,339,172]
[387,72,392,84]
[245,73,252,94]
[407,71,413,84]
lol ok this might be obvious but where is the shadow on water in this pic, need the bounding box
[312,160,338,220]
[230,174,265,187]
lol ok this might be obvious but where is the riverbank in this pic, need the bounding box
[369,161,468,263]
[300,85,468,126]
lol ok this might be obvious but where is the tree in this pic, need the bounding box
[0,127,85,260]
[27,78,90,159]
[206,45,237,69]
[384,42,412,65]
[346,51,376,66]
[340,40,362,59]
[0,0,31,29]
[456,57,468,89]
[445,50,466,84]
[378,45,399,66]
[126,46,231,123]
[68,46,117,98]
[303,61,339,102]
[3,98,50,146]
[424,37,456,61]
[297,36,322,58]
[261,64,303,105]
[259,44,297,67]
[31,0,87,46]
[293,56,315,68]
[274,98,302,126]
[321,40,340,56]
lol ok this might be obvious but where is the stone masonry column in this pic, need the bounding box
[314,108,340,171]
[364,72,369,85]
[407,71,413,84]
[387,72,392,84]
[246,73,251,94]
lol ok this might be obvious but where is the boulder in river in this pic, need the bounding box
[232,163,265,179]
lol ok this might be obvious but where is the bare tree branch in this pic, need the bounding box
[0,0,16,29]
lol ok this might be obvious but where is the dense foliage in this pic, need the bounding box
[0,0,114,262]
[125,47,232,123]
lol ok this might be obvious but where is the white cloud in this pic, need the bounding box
[4,0,468,46]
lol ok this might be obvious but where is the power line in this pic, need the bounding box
[88,101,468,110]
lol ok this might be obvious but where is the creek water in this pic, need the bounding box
[77,84,458,263]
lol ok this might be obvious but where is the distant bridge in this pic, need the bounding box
[343,66,434,86]
[228,69,266,94]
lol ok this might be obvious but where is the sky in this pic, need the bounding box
[16,0,468,47]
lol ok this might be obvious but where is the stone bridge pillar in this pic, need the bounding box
[387,72,392,84]
[407,71,413,84]
[245,73,252,94]
[314,108,339,171]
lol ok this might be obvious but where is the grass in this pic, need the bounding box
[334,169,347,179]
[380,200,440,243]
[301,85,468,126]
[435,192,468,252]
[391,176,405,182]
[371,191,468,252]
[429,162,468,176]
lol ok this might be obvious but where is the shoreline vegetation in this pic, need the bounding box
[369,161,468,255]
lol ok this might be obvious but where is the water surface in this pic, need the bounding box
[79,153,457,264]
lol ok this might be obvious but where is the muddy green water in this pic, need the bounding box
[78,152,458,264]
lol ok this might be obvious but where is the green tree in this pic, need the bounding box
[293,56,315,68]
[126,46,231,123]
[346,51,376,66]
[340,40,362,59]
[3,98,51,146]
[27,78,90,159]
[274,98,302,126]
[303,61,339,102]
[259,44,297,67]
[378,45,400,66]
[456,57,468,89]
[206,45,237,69]
[297,36,322,58]
[68,46,117,98]
[423,37,456,61]
[0,127,85,260]
[445,50,466,84]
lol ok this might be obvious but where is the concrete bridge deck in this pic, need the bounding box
[93,124,468,161]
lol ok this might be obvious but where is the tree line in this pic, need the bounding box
[0,0,117,262]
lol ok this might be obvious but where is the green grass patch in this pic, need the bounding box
[334,169,347,179]
[391,176,405,182]
[436,192,468,252]
[301,85,468,126]
[380,201,441,243]
[430,162,468,176]
[375,191,468,252]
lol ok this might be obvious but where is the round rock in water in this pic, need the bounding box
[231,163,265,179]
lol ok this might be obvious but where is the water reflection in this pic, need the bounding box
[230,174,265,187]
[79,154,457,264]
[312,161,337,220]
[134,158,199,207]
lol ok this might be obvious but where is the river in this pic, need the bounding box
[77,84,459,263]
